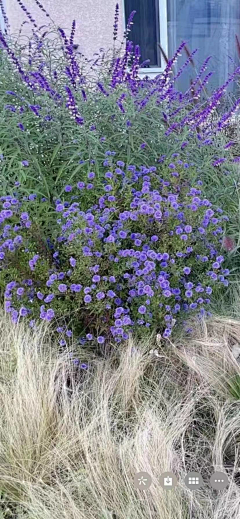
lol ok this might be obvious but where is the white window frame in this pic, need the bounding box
[122,0,168,78]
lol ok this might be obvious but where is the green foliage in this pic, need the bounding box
[227,373,240,400]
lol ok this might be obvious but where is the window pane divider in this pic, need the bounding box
[139,0,168,74]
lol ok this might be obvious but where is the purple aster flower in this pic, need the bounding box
[56,203,64,212]
[107,290,116,298]
[138,305,146,314]
[77,181,85,189]
[44,294,55,303]
[97,336,105,344]
[96,291,105,300]
[17,287,24,296]
[206,209,214,218]
[84,295,92,303]
[183,267,191,275]
[58,284,67,292]
[19,306,28,317]
[70,257,76,267]
[29,319,35,328]
[46,309,55,320]
[163,290,172,298]
[70,284,82,292]
[88,171,95,179]
[104,185,113,192]
[20,212,29,221]
[92,275,100,283]
[22,160,29,167]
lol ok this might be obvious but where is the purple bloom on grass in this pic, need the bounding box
[96,291,105,300]
[70,284,82,292]
[44,294,55,303]
[20,212,29,221]
[64,185,72,192]
[70,257,76,267]
[19,306,28,317]
[58,284,67,292]
[92,275,100,283]
[77,182,85,189]
[46,309,55,320]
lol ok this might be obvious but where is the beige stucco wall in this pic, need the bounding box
[6,0,125,58]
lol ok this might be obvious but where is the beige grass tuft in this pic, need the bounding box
[0,311,240,518]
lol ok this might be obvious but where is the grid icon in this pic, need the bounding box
[188,477,199,485]
[184,472,203,490]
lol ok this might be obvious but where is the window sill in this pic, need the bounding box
[139,68,164,78]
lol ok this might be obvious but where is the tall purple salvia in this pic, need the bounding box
[0,0,10,32]
[160,40,187,87]
[65,85,84,125]
[15,0,38,29]
[131,44,141,79]
[29,70,60,99]
[123,10,136,40]
[0,29,28,81]
[113,3,119,41]
[33,0,54,23]
[58,26,81,88]
[70,20,76,46]
[217,96,240,130]
[97,82,109,97]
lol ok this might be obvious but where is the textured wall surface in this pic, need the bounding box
[6,0,125,58]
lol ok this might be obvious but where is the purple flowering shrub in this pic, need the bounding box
[0,1,239,215]
[0,156,229,346]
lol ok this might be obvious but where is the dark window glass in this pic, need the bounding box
[124,0,161,67]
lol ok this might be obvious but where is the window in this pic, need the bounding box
[167,0,240,91]
[124,0,168,73]
[124,0,240,89]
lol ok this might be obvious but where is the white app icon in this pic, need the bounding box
[164,476,173,486]
[160,471,178,489]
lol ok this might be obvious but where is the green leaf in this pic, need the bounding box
[50,142,62,165]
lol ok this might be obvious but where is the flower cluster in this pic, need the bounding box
[0,156,229,347]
